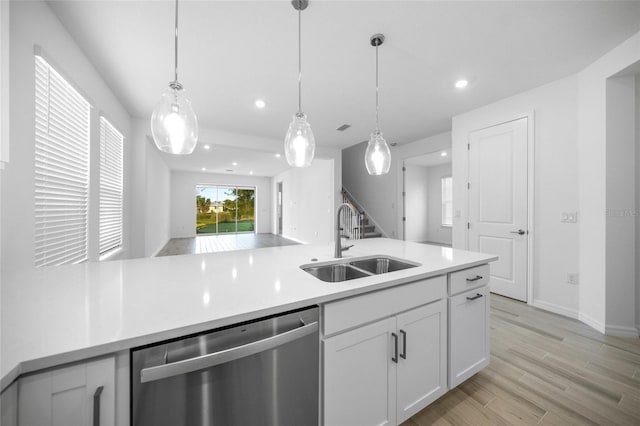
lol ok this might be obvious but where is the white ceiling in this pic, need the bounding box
[47,0,640,176]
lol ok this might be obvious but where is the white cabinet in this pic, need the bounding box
[448,284,490,388]
[1,380,18,426]
[396,301,447,423]
[324,317,397,426]
[323,299,447,426]
[18,356,115,426]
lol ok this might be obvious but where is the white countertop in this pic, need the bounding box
[1,238,496,391]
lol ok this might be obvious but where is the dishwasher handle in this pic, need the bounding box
[141,321,319,383]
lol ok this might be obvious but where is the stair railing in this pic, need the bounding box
[341,190,366,239]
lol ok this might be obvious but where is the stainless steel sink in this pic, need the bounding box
[301,255,421,282]
[302,264,370,282]
[349,257,417,275]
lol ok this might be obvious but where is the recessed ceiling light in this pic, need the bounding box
[441,151,447,157]
[203,144,211,150]
[232,162,238,166]
[455,79,469,89]
[275,153,281,158]
[249,171,254,175]
[255,99,266,108]
[201,167,207,171]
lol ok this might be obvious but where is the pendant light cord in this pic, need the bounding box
[298,7,302,114]
[375,43,379,132]
[173,0,179,84]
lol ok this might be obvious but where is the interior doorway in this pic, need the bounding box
[195,185,256,235]
[402,150,452,246]
[277,182,283,235]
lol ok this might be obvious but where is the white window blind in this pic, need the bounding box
[34,55,90,267]
[99,117,123,254]
[441,176,453,226]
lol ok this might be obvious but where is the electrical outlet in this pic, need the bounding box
[567,273,579,285]
[561,212,578,223]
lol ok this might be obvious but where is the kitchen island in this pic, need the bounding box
[1,238,496,425]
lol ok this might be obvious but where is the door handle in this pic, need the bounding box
[391,332,398,363]
[510,229,526,235]
[399,329,407,360]
[141,321,318,383]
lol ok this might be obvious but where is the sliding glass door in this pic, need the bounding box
[196,185,256,234]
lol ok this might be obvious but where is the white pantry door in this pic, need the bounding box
[468,118,528,301]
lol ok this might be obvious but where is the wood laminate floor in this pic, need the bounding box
[156,233,300,256]
[403,294,640,426]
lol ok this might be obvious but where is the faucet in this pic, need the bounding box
[335,203,358,258]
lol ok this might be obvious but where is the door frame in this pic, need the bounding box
[464,112,535,304]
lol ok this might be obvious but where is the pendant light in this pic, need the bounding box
[284,0,315,168]
[150,0,199,155]
[365,33,391,175]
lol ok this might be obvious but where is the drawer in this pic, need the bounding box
[322,275,447,337]
[448,264,490,296]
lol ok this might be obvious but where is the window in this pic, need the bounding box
[34,56,90,267]
[441,176,453,226]
[99,117,123,254]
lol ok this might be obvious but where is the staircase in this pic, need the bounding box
[340,189,383,239]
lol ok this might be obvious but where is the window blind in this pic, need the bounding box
[99,117,123,254]
[34,56,91,267]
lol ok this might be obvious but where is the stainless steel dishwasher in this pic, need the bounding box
[131,306,319,426]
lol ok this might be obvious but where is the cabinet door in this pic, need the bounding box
[1,380,18,426]
[396,300,447,423]
[448,285,490,388]
[19,357,115,426]
[323,317,396,426]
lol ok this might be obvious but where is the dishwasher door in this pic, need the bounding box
[131,306,319,426]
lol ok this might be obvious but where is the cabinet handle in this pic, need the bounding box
[466,293,484,301]
[466,275,483,282]
[391,332,398,363]
[93,386,104,426]
[400,329,407,360]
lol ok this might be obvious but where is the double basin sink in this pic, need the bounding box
[301,255,420,283]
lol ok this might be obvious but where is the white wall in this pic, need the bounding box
[427,163,452,245]
[404,165,429,242]
[271,158,335,245]
[144,141,171,257]
[452,74,580,318]
[342,132,451,239]
[1,1,131,270]
[577,31,640,335]
[170,171,272,238]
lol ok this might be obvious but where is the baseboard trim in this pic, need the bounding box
[578,312,606,334]
[531,299,579,319]
[604,324,640,338]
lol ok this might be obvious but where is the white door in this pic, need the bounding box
[468,118,528,301]
[323,317,396,426]
[396,300,447,423]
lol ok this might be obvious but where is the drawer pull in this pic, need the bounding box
[399,329,407,360]
[466,293,483,301]
[466,275,483,282]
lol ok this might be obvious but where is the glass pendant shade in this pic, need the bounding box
[151,85,199,155]
[364,130,391,175]
[284,112,315,168]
